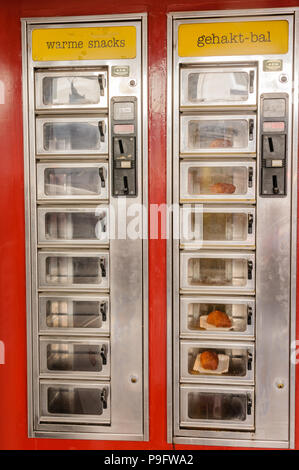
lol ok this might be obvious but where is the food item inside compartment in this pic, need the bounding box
[209,138,232,148]
[209,182,236,194]
[200,350,219,370]
[207,310,232,328]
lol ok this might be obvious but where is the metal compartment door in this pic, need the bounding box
[180,205,255,249]
[37,163,108,201]
[180,115,256,155]
[180,384,254,430]
[36,116,108,155]
[35,70,108,111]
[40,380,110,424]
[38,251,109,291]
[180,340,254,385]
[180,161,256,203]
[39,294,110,335]
[180,296,255,340]
[180,251,255,294]
[40,338,110,378]
[38,206,109,246]
[180,66,257,108]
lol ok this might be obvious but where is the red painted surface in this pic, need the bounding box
[0,0,298,451]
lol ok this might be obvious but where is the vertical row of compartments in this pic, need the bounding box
[34,67,111,425]
[178,63,257,431]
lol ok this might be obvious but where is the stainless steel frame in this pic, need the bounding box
[167,7,298,449]
[22,13,148,441]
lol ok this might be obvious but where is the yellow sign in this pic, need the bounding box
[178,20,289,57]
[32,26,136,61]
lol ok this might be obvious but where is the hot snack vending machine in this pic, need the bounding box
[22,14,148,441]
[167,8,299,448]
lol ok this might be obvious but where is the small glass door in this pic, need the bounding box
[180,66,257,108]
[180,252,255,294]
[180,296,255,340]
[180,384,254,430]
[35,70,108,110]
[180,161,255,203]
[37,163,108,201]
[36,116,108,155]
[38,207,108,245]
[38,251,109,291]
[180,115,256,155]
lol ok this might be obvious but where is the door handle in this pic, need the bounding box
[98,74,105,96]
[247,352,253,371]
[248,167,253,188]
[247,306,253,325]
[248,214,254,234]
[248,260,253,280]
[100,387,108,409]
[100,302,107,322]
[100,258,106,278]
[99,167,106,187]
[249,70,254,94]
[100,344,107,365]
[249,119,254,141]
[98,121,105,142]
[247,395,252,415]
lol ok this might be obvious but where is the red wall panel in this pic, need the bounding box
[0,0,298,450]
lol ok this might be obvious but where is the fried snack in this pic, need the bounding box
[209,182,236,194]
[209,138,232,148]
[207,310,232,328]
[200,350,219,370]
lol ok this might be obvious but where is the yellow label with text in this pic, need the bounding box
[32,26,136,61]
[178,21,288,57]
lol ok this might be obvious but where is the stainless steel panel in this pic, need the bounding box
[39,293,110,335]
[180,340,254,385]
[180,251,255,294]
[180,384,254,430]
[180,296,255,340]
[35,69,108,111]
[40,337,110,378]
[180,66,257,108]
[40,380,110,424]
[180,205,255,249]
[180,161,256,203]
[36,116,108,155]
[180,115,256,155]
[38,206,109,246]
[38,251,109,291]
[36,163,108,202]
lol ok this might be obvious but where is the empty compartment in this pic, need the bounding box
[180,205,255,248]
[36,116,108,155]
[38,207,108,245]
[180,296,255,340]
[180,115,256,154]
[38,251,109,291]
[37,163,108,201]
[39,294,109,334]
[180,252,255,293]
[180,161,255,203]
[40,338,110,378]
[180,384,254,430]
[35,70,108,110]
[180,66,256,108]
[40,381,110,424]
[180,340,254,384]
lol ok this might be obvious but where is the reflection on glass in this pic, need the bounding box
[48,386,106,415]
[45,256,103,285]
[187,258,247,287]
[44,167,104,197]
[43,75,104,106]
[43,122,103,151]
[187,166,248,196]
[188,391,247,421]
[188,72,249,104]
[45,299,106,329]
[187,302,248,333]
[188,120,248,150]
[45,212,106,241]
[46,343,105,372]
[199,213,248,241]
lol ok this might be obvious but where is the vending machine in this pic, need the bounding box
[21,14,148,441]
[167,8,299,448]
